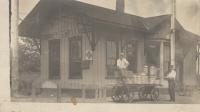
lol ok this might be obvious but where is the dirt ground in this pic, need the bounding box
[12,89,200,104]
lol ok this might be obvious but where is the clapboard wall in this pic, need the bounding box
[39,9,145,89]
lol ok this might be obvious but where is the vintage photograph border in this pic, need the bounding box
[1,0,200,112]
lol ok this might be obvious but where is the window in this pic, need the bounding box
[126,40,137,73]
[69,37,82,79]
[49,39,60,80]
[106,40,118,77]
[145,41,160,67]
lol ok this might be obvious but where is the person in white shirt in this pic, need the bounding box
[166,66,176,102]
[117,53,129,78]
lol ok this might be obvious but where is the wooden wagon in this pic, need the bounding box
[110,72,162,103]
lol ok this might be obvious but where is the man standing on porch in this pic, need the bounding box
[166,66,177,102]
[117,53,129,78]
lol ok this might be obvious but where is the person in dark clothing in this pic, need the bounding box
[166,66,176,102]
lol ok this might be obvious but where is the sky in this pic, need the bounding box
[19,0,200,35]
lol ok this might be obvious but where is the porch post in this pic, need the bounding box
[160,41,164,84]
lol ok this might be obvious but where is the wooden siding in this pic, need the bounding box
[183,44,197,86]
[137,40,145,72]
[40,38,48,82]
[40,10,145,89]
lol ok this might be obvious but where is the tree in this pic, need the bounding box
[18,37,40,73]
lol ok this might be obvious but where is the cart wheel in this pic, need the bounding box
[151,88,159,101]
[128,92,135,102]
[119,86,130,103]
[121,93,129,102]
[112,95,120,102]
[138,87,148,100]
[111,86,121,102]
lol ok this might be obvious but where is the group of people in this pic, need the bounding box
[116,52,176,102]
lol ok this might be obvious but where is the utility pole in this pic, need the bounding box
[170,0,176,68]
[11,0,19,97]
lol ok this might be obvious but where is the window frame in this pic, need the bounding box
[105,39,119,79]
[125,39,138,73]
[48,39,61,80]
[68,36,83,79]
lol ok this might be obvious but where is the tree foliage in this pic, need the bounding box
[18,37,40,73]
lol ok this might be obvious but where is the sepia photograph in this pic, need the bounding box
[9,0,200,104]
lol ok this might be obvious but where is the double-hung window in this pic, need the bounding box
[69,37,82,79]
[106,40,118,78]
[49,39,60,80]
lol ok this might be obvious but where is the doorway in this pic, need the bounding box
[145,41,160,67]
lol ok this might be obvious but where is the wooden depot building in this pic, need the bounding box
[19,0,199,99]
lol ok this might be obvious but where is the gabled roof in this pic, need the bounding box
[19,0,200,42]
[143,15,199,57]
[64,0,146,29]
[19,0,146,37]
[142,15,171,30]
